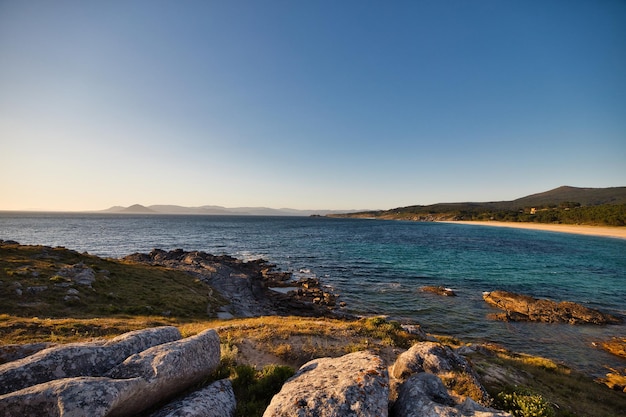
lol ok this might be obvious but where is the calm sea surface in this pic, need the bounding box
[1,212,625,376]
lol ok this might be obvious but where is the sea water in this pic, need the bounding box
[1,212,624,377]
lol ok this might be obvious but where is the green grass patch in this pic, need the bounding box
[0,243,226,319]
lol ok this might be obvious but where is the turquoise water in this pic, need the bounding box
[1,212,624,376]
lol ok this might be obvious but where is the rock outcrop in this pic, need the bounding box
[390,342,509,417]
[483,290,621,324]
[123,248,342,318]
[0,326,182,395]
[57,262,96,286]
[391,341,491,406]
[392,373,510,417]
[0,328,225,417]
[263,350,390,417]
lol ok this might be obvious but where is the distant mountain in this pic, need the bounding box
[100,204,362,217]
[116,204,156,214]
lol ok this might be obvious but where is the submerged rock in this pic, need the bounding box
[421,286,457,296]
[483,290,621,325]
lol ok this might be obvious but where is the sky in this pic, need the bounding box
[1,0,625,211]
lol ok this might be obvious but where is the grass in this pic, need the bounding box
[466,345,626,417]
[0,243,226,319]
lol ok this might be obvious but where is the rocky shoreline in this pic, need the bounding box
[122,248,345,319]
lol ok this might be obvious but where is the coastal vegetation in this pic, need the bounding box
[1,242,625,416]
[330,186,626,226]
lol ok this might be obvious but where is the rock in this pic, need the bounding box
[0,342,57,364]
[57,263,97,286]
[599,337,626,359]
[391,342,491,405]
[104,328,221,416]
[263,350,389,417]
[400,324,430,341]
[0,328,221,417]
[26,285,48,294]
[483,290,621,325]
[392,373,510,417]
[421,286,457,296]
[600,369,626,392]
[0,375,143,417]
[148,379,236,417]
[0,326,181,395]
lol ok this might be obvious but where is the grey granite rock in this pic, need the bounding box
[263,350,389,417]
[0,328,221,417]
[0,342,56,364]
[391,341,490,405]
[148,379,236,417]
[0,376,143,417]
[0,326,181,395]
[392,373,510,417]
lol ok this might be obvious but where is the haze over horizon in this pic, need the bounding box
[2,1,625,212]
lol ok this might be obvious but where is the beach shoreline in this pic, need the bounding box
[442,221,626,239]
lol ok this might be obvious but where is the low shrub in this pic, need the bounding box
[496,386,555,417]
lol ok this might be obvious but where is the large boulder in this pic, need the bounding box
[263,350,389,417]
[0,326,182,395]
[0,328,221,417]
[483,290,621,324]
[392,373,510,417]
[148,379,236,417]
[104,328,222,416]
[391,341,490,405]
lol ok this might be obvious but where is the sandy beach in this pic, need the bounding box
[445,221,626,239]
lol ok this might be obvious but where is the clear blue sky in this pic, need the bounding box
[1,0,625,211]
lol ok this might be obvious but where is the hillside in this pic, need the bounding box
[511,186,626,207]
[330,186,626,226]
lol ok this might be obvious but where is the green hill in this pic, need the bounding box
[330,186,626,226]
[511,186,626,207]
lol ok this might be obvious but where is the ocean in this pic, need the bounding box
[1,212,624,377]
